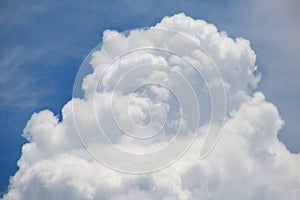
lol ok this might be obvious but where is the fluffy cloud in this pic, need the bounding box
[3,13,300,200]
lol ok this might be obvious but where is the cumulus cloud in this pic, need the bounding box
[3,13,300,200]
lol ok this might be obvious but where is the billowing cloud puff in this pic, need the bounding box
[3,13,300,200]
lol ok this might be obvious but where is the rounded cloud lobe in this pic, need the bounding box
[3,13,300,200]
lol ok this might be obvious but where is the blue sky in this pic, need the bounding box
[0,0,299,195]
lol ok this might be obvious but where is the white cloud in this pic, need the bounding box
[3,13,300,200]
